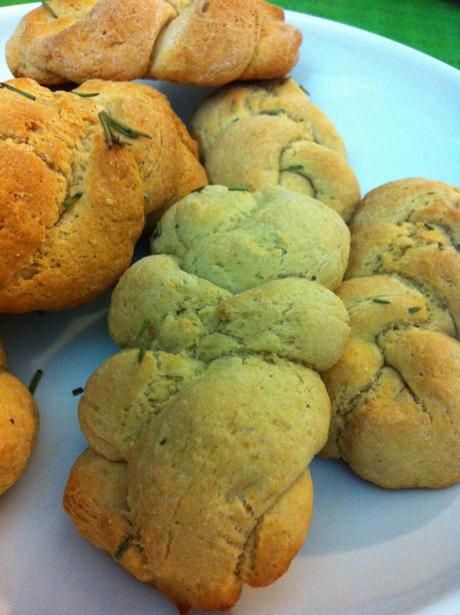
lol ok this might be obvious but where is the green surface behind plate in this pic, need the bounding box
[0,0,459,69]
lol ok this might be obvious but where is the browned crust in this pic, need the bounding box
[0,78,206,313]
[6,0,302,86]
[0,343,39,495]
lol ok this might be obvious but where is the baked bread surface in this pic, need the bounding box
[0,78,206,312]
[191,79,361,221]
[64,185,351,611]
[323,178,460,488]
[0,342,39,495]
[6,0,302,86]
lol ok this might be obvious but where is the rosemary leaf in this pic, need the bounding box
[41,0,58,18]
[71,91,100,98]
[0,82,36,101]
[137,347,146,364]
[372,298,391,305]
[99,111,151,148]
[408,306,421,314]
[423,222,434,230]
[72,387,84,396]
[299,84,310,96]
[29,369,43,395]
[134,319,150,346]
[99,112,113,149]
[261,108,284,116]
[114,534,134,561]
[286,164,303,172]
[62,191,83,210]
[229,187,248,192]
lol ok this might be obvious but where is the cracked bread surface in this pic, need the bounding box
[191,79,360,221]
[322,179,460,488]
[0,341,39,495]
[0,78,206,312]
[6,0,302,87]
[64,185,351,611]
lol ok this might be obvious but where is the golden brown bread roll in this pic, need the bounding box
[6,0,302,87]
[64,185,351,611]
[0,342,39,495]
[0,78,206,313]
[322,178,460,489]
[191,78,361,221]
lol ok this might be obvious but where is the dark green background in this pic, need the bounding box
[0,0,459,69]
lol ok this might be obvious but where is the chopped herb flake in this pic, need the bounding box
[137,347,146,364]
[71,91,99,98]
[29,369,43,395]
[0,82,36,101]
[134,319,150,346]
[114,534,133,561]
[424,222,434,230]
[229,187,248,192]
[408,306,421,314]
[287,165,303,172]
[72,387,84,396]
[372,298,391,305]
[63,191,83,210]
[261,108,284,116]
[41,0,58,18]
[299,84,310,96]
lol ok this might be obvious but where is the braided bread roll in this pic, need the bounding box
[0,342,39,495]
[0,78,206,313]
[191,78,361,221]
[323,178,460,489]
[6,0,301,87]
[64,185,351,611]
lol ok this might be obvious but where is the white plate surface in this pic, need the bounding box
[0,5,460,615]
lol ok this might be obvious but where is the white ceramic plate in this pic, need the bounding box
[0,5,459,615]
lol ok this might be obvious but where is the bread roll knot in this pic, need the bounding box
[191,79,361,221]
[64,185,351,611]
[323,178,460,488]
[0,78,206,312]
[6,0,302,86]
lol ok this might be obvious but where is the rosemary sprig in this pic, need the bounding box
[41,0,58,18]
[286,164,303,172]
[408,306,421,314]
[62,191,83,210]
[261,108,284,116]
[99,111,151,149]
[29,369,43,395]
[114,534,134,561]
[372,298,391,305]
[0,82,36,101]
[71,91,99,98]
[72,387,84,396]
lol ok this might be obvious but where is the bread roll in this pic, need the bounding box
[0,78,206,312]
[64,185,351,611]
[323,178,460,488]
[191,79,360,221]
[7,0,301,87]
[0,342,39,495]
